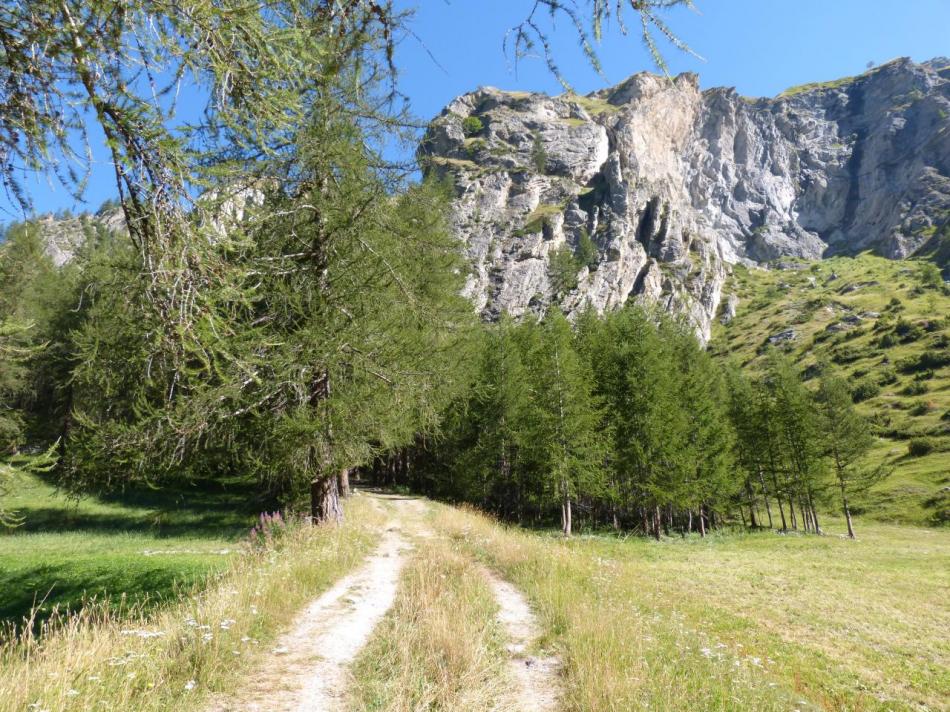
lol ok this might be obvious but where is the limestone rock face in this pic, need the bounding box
[420,57,950,341]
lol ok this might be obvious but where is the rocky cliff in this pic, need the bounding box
[420,57,950,341]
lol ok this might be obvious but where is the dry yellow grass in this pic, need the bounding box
[0,494,383,712]
[348,530,512,711]
[432,504,950,712]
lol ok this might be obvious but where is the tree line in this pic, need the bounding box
[371,308,882,538]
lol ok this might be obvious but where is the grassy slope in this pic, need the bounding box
[436,503,949,712]
[0,473,269,628]
[710,254,950,525]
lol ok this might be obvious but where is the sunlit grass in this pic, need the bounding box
[712,253,950,525]
[434,503,950,711]
[0,494,383,712]
[349,514,512,711]
[0,473,262,628]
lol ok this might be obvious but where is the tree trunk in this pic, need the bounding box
[337,468,351,498]
[758,470,773,528]
[311,476,342,524]
[698,505,706,537]
[653,506,661,541]
[840,481,856,539]
[561,492,572,537]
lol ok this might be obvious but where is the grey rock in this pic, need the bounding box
[421,57,950,341]
[768,329,799,345]
[720,293,740,324]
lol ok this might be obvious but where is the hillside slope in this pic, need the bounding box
[711,254,949,525]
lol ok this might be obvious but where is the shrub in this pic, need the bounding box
[878,368,898,385]
[908,438,935,457]
[833,344,865,364]
[910,401,933,416]
[877,332,898,348]
[461,116,484,137]
[465,139,486,158]
[531,131,548,173]
[851,378,881,402]
[917,261,943,289]
[894,319,924,342]
[902,381,929,396]
[897,350,950,373]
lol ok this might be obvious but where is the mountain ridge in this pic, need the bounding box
[420,56,950,340]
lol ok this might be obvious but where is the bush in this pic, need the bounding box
[908,438,936,457]
[851,378,881,402]
[465,139,486,157]
[917,261,943,289]
[902,381,929,396]
[877,332,898,348]
[461,116,484,137]
[910,401,933,416]
[833,344,865,364]
[878,368,898,385]
[894,319,924,342]
[897,350,950,373]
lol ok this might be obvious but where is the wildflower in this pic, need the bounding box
[66,690,79,697]
[699,647,712,658]
[184,680,197,691]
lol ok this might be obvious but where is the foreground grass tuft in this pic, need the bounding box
[349,530,512,711]
[0,494,383,712]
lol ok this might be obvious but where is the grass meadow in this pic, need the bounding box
[0,483,383,712]
[0,473,265,630]
[432,503,950,712]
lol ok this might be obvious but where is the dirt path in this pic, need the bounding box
[206,499,412,712]
[482,567,562,712]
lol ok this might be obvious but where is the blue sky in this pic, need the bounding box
[5,0,949,218]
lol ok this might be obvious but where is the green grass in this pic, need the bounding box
[563,93,621,116]
[0,473,267,629]
[438,504,950,711]
[0,494,382,712]
[711,253,950,525]
[778,75,856,98]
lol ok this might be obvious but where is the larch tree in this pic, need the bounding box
[523,311,605,536]
[816,369,880,538]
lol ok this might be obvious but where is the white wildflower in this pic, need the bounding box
[184,680,196,691]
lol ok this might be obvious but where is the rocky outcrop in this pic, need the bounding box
[36,209,125,266]
[420,57,950,341]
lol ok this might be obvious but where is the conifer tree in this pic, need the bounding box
[522,311,605,536]
[816,370,880,538]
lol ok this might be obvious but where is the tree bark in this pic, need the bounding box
[561,490,572,537]
[311,476,342,524]
[337,468,351,498]
[840,481,856,539]
[698,505,706,537]
[653,506,661,541]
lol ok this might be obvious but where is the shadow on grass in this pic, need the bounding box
[13,476,274,539]
[0,477,275,631]
[0,560,215,633]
